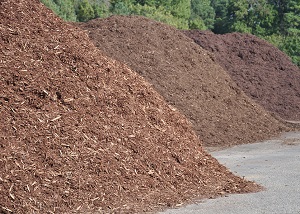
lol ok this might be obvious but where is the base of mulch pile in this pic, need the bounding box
[1,1,261,213]
[184,30,300,121]
[77,16,288,148]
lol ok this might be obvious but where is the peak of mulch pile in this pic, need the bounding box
[184,30,300,121]
[0,0,261,213]
[77,16,287,148]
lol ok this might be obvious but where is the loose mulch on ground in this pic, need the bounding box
[184,30,300,121]
[0,0,261,213]
[77,16,287,148]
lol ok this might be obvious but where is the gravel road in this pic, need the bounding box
[160,132,300,214]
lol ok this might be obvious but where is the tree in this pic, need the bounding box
[54,0,77,21]
[189,16,207,29]
[225,0,277,35]
[265,0,300,66]
[155,0,173,8]
[133,0,191,29]
[282,35,300,66]
[134,0,156,6]
[76,0,95,22]
[283,0,300,34]
[211,0,229,33]
[190,0,215,29]
[170,0,191,20]
[132,4,186,28]
[109,0,134,15]
[90,0,110,18]
[281,0,300,66]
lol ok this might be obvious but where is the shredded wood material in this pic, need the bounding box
[1,0,261,213]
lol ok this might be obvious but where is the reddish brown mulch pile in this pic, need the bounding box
[184,30,300,121]
[0,0,261,213]
[77,16,287,148]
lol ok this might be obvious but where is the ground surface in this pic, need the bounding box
[184,30,300,121]
[160,131,300,214]
[78,16,287,148]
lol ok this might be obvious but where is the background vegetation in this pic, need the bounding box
[40,0,299,66]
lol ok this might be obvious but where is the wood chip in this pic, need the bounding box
[50,115,61,122]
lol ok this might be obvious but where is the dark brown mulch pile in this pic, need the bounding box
[77,16,287,148]
[0,0,261,213]
[184,30,300,121]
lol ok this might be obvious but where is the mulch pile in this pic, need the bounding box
[0,0,261,213]
[184,30,300,121]
[77,16,287,148]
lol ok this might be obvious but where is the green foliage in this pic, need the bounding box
[90,0,110,18]
[40,0,109,21]
[130,4,189,29]
[155,0,173,9]
[190,0,215,29]
[264,0,300,66]
[109,0,191,29]
[189,17,207,30]
[170,0,191,20]
[211,0,228,18]
[281,35,300,66]
[54,0,77,21]
[225,0,277,36]
[134,0,156,6]
[76,0,95,22]
[110,0,133,15]
[284,0,300,34]
[211,0,229,33]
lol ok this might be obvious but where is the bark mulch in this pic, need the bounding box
[0,1,261,213]
[77,16,287,148]
[184,30,300,121]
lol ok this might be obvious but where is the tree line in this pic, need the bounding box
[40,0,299,66]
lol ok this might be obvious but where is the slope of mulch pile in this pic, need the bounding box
[0,1,261,213]
[184,30,300,121]
[77,16,287,148]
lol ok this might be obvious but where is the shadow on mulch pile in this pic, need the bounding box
[0,0,261,213]
[184,30,300,121]
[77,16,288,148]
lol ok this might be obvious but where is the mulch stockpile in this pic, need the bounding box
[0,0,261,213]
[184,30,300,121]
[78,16,287,148]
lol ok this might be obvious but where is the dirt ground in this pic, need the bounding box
[0,0,261,213]
[184,30,300,121]
[78,16,288,148]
